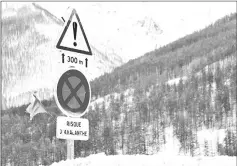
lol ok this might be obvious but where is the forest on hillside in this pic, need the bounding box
[1,13,236,166]
[91,13,236,98]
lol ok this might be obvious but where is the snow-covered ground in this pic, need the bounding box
[50,154,236,166]
[167,76,188,86]
[90,88,134,110]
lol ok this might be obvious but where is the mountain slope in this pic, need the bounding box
[90,13,236,98]
[2,2,123,109]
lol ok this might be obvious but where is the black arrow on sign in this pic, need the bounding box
[85,58,88,68]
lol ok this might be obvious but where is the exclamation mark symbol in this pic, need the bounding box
[73,22,77,47]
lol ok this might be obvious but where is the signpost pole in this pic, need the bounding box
[67,139,74,160]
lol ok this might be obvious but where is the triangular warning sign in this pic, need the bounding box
[56,9,92,55]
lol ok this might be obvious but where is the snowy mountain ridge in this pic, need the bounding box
[2,3,123,110]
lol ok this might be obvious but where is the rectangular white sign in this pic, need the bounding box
[56,116,89,140]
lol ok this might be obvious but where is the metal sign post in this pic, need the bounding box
[67,140,74,160]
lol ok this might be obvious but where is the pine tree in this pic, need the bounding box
[204,140,209,156]
[224,130,237,156]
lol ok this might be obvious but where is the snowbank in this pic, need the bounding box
[50,154,236,166]
[167,76,188,86]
